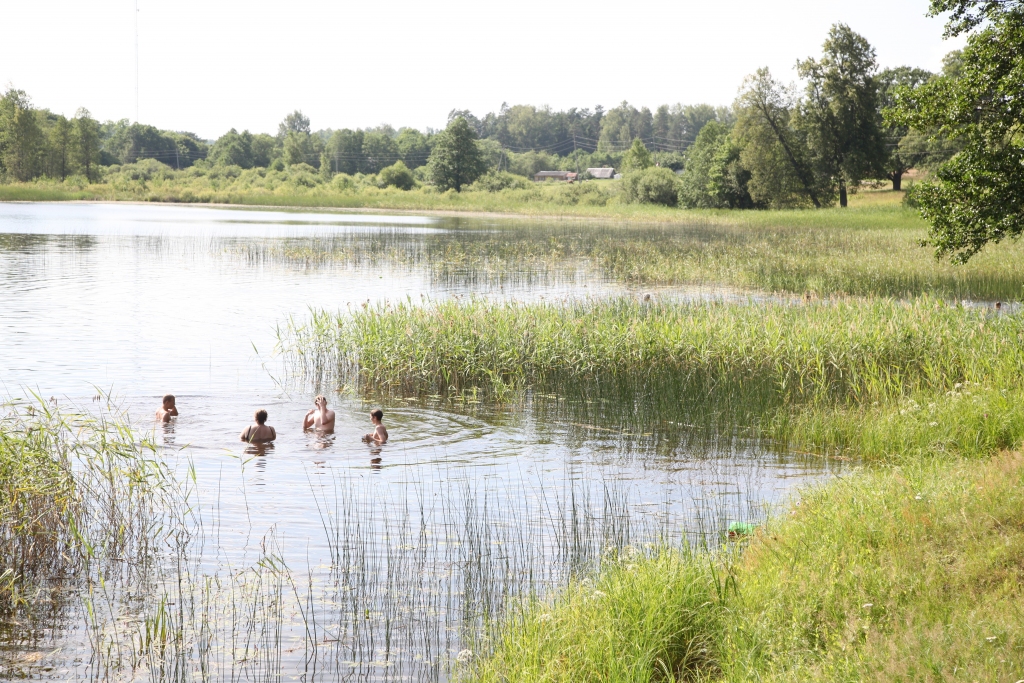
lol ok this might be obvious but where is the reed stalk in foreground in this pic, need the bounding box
[0,396,167,621]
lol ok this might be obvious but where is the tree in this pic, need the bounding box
[796,23,886,206]
[361,131,400,174]
[620,138,652,172]
[889,0,1024,262]
[0,88,43,181]
[49,114,75,180]
[678,121,755,209]
[279,110,311,137]
[877,66,935,190]
[210,128,255,168]
[621,167,680,206]
[377,160,415,190]
[735,68,828,208]
[319,150,332,180]
[396,128,430,168]
[74,108,100,181]
[427,117,485,192]
[327,129,364,174]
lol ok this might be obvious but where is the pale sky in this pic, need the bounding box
[1,0,963,140]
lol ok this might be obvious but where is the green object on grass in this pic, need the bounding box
[728,521,758,536]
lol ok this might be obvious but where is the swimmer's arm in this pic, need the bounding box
[240,427,251,442]
[168,406,179,416]
[269,427,277,441]
[302,410,315,430]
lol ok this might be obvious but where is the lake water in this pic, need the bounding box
[0,202,840,681]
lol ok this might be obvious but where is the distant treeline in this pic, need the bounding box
[0,23,962,209]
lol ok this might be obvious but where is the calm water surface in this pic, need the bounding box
[0,202,839,681]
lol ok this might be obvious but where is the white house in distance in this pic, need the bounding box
[586,167,615,179]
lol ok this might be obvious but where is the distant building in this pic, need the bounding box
[534,171,577,182]
[586,167,615,179]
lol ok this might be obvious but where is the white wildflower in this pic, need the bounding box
[456,649,474,663]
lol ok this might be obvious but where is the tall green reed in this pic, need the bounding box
[281,297,1024,425]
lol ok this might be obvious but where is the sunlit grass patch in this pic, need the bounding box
[722,451,1024,681]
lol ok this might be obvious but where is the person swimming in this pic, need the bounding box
[302,395,336,432]
[361,408,388,444]
[155,394,178,422]
[241,409,277,443]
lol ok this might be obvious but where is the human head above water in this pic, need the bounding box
[255,409,268,425]
[370,408,383,423]
[315,394,327,407]
[162,394,175,407]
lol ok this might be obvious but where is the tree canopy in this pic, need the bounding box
[890,0,1024,262]
[427,117,485,192]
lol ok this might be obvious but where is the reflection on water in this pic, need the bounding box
[0,202,839,681]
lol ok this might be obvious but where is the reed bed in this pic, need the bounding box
[71,458,758,682]
[228,212,1024,300]
[281,296,1023,422]
[0,395,173,680]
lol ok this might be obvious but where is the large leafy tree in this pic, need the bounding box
[877,66,935,190]
[48,114,75,180]
[427,117,485,192]
[678,121,755,209]
[796,24,886,207]
[74,108,100,181]
[890,0,1024,262]
[735,68,828,208]
[0,89,44,181]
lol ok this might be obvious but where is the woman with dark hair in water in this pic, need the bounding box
[241,409,277,443]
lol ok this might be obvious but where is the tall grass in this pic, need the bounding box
[0,397,167,615]
[230,212,1024,301]
[468,452,1024,682]
[282,296,1022,419]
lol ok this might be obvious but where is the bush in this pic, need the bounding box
[377,161,416,190]
[551,181,610,206]
[621,167,680,206]
[468,171,533,192]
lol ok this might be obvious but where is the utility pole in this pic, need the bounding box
[573,130,580,176]
[134,0,139,123]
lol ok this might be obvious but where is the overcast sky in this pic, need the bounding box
[1,0,963,139]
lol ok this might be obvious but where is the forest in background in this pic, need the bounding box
[3,1,1021,264]
[0,23,960,208]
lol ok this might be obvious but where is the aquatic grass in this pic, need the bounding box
[226,209,1024,300]
[282,297,1024,430]
[0,396,167,616]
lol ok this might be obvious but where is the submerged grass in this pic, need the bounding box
[238,209,1024,300]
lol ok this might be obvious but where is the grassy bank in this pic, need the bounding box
[1,173,916,224]
[472,452,1024,682]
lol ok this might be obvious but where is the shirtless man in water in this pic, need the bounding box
[302,395,336,432]
[156,394,179,422]
[361,408,388,444]
[241,409,277,443]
